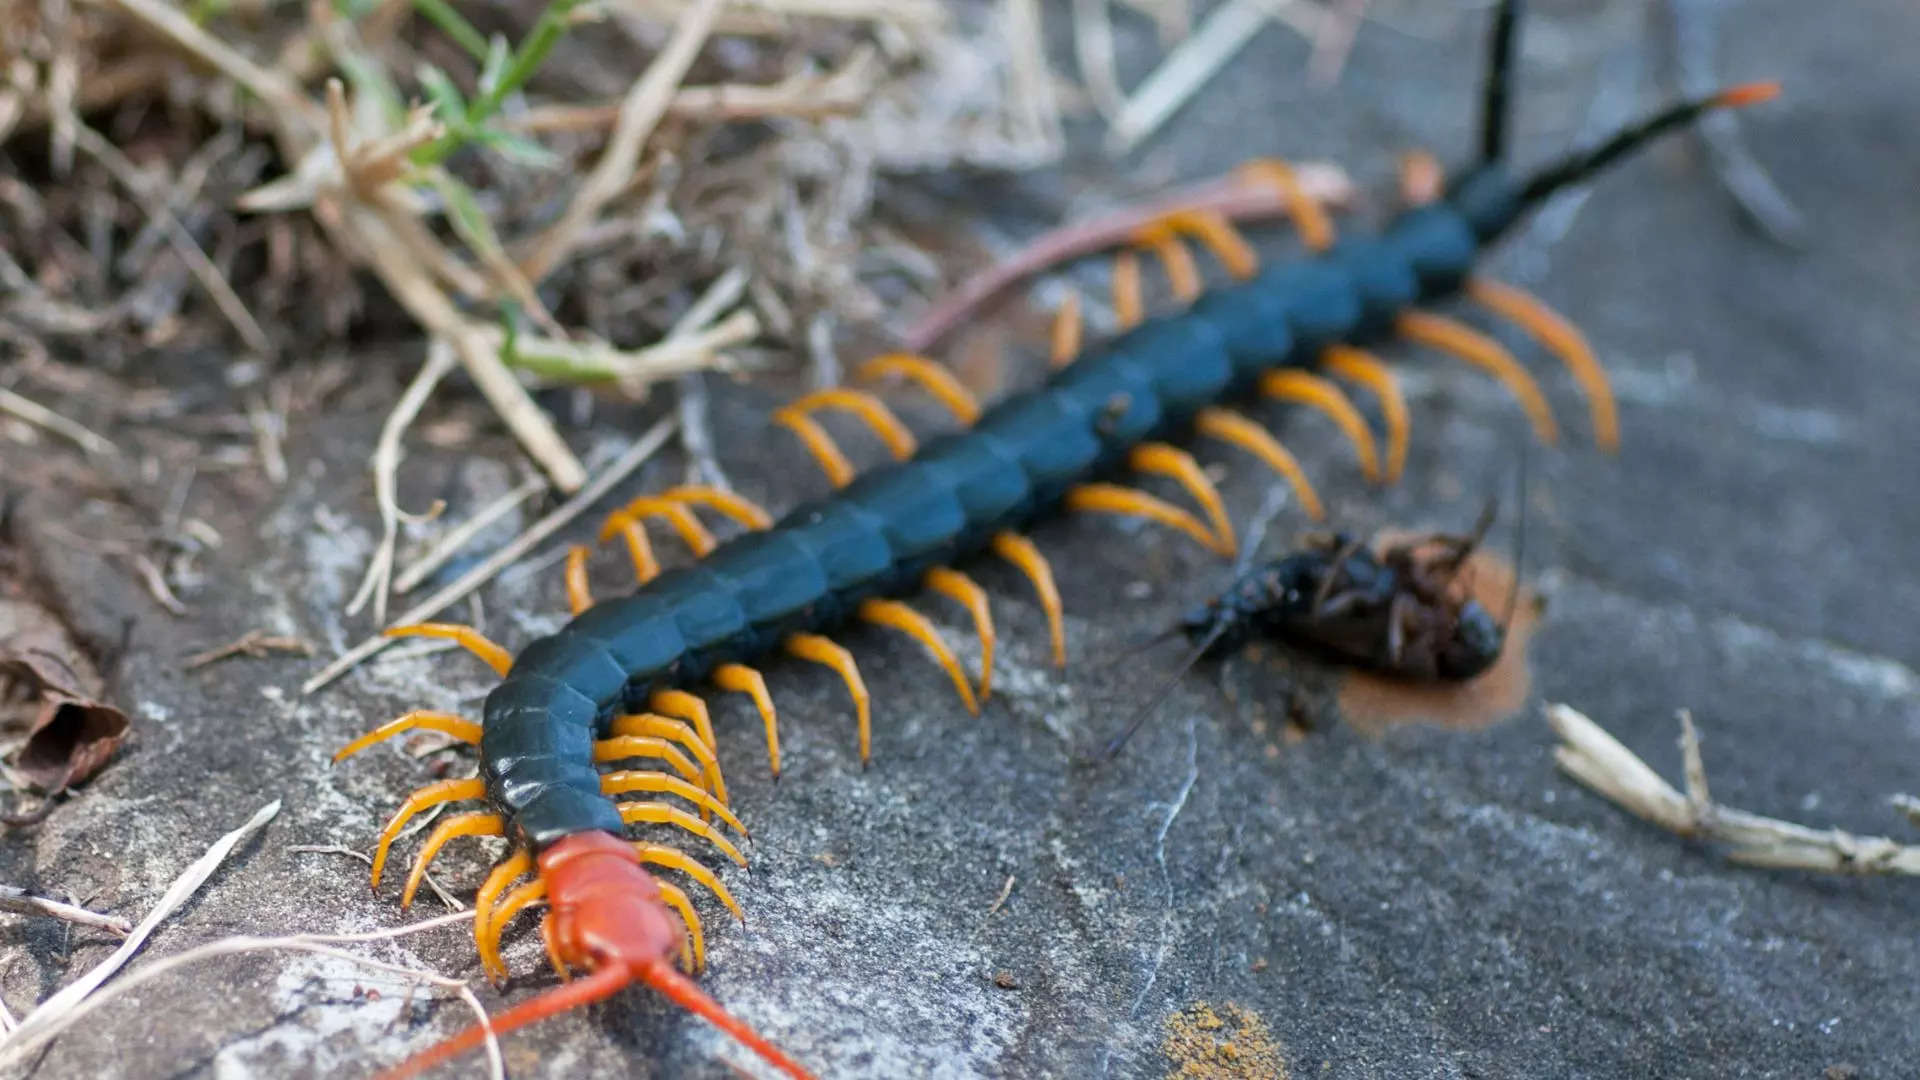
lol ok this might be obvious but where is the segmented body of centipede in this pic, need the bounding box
[334,3,1777,1075]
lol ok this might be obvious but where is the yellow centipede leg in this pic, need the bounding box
[599,768,750,837]
[1130,222,1202,303]
[784,633,873,765]
[1064,483,1233,558]
[858,598,979,715]
[1128,442,1236,557]
[599,517,660,583]
[1466,277,1617,452]
[602,499,717,558]
[856,354,982,426]
[610,713,730,811]
[1258,369,1382,484]
[990,531,1065,668]
[1233,157,1336,252]
[615,801,749,868]
[539,911,570,981]
[1163,209,1257,279]
[780,388,918,461]
[485,878,548,969]
[1051,292,1083,369]
[1112,251,1144,330]
[649,689,720,759]
[383,623,511,676]
[713,663,783,780]
[923,567,995,700]
[652,878,704,973]
[1192,408,1326,522]
[1321,345,1411,484]
[370,777,486,892]
[1396,310,1560,446]
[474,851,531,983]
[400,811,504,910]
[333,710,479,763]
[771,408,856,488]
[1398,149,1445,207]
[564,545,593,615]
[589,735,707,794]
[657,485,775,531]
[635,842,746,924]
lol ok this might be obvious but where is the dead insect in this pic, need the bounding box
[1092,499,1521,761]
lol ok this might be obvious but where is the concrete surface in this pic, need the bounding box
[5,1,1918,1078]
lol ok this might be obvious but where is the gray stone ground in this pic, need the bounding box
[6,1,1919,1077]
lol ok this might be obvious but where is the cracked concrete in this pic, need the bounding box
[5,1,1919,1078]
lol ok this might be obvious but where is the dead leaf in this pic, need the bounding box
[1,597,131,795]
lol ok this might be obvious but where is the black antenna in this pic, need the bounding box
[1519,82,1780,206]
[1498,441,1530,634]
[1082,621,1232,766]
[1480,0,1521,162]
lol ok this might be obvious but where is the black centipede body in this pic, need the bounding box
[476,14,1772,850]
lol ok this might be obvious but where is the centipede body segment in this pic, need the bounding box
[330,2,1777,1074]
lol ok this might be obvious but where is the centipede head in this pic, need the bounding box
[378,831,817,1080]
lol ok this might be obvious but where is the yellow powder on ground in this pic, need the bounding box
[1161,1001,1289,1080]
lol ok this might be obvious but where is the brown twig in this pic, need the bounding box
[0,388,117,457]
[0,886,132,936]
[393,475,548,595]
[67,122,272,354]
[302,415,678,695]
[516,0,726,284]
[1548,704,1920,877]
[1106,0,1323,153]
[182,631,315,671]
[346,341,457,624]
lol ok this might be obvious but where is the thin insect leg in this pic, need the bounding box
[615,801,749,868]
[652,879,705,972]
[775,389,918,460]
[1161,209,1257,279]
[635,842,747,924]
[655,485,774,531]
[1231,158,1335,251]
[598,769,749,836]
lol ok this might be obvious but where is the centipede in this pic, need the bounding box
[331,1,1778,1075]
